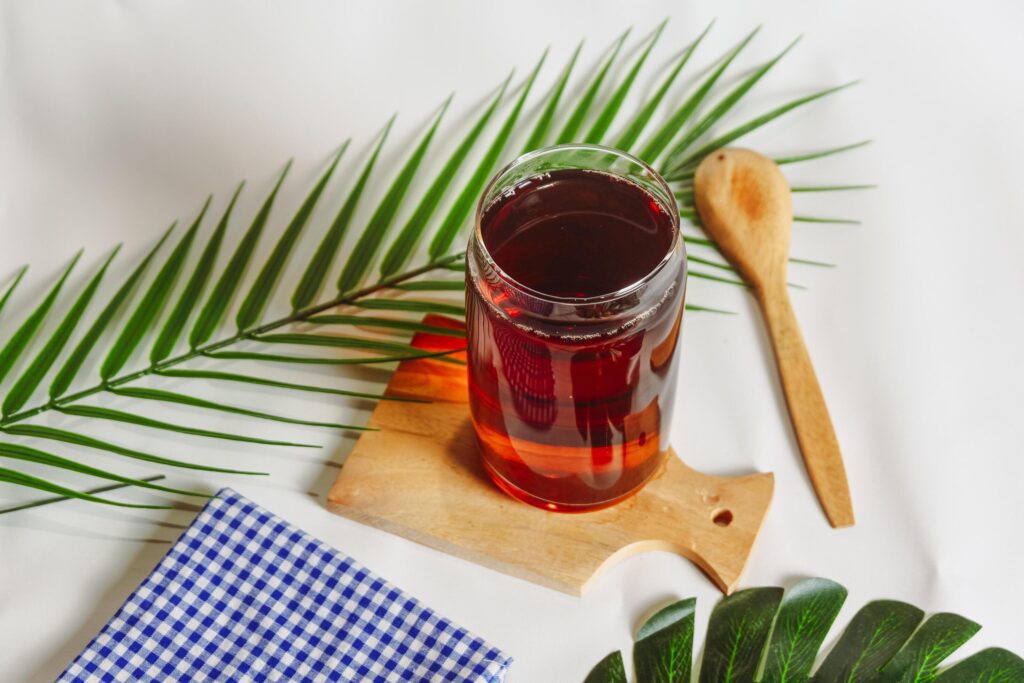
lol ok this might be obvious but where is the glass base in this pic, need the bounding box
[481,458,646,513]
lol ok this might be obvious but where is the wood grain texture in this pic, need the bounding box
[695,148,854,528]
[327,315,774,595]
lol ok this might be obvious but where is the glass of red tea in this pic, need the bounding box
[466,144,687,512]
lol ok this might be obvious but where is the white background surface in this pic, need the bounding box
[2,1,1024,681]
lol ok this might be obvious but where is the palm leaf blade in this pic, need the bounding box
[638,27,759,164]
[190,162,291,347]
[101,220,199,380]
[662,36,799,172]
[206,347,463,366]
[775,139,872,165]
[616,22,712,152]
[3,249,117,416]
[237,146,346,330]
[355,298,465,316]
[669,81,860,173]
[0,466,169,510]
[522,41,582,152]
[256,332,464,365]
[0,251,82,385]
[258,333,425,354]
[109,386,371,431]
[154,368,424,403]
[292,121,394,311]
[555,29,629,144]
[336,100,451,295]
[393,280,466,292]
[50,228,173,399]
[428,53,546,260]
[0,442,204,497]
[150,192,232,363]
[0,265,28,320]
[308,314,466,337]
[585,20,666,144]
[0,424,266,475]
[56,404,321,448]
[380,79,511,278]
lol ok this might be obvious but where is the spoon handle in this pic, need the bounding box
[757,283,854,528]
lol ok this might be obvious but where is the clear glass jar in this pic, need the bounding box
[466,144,687,512]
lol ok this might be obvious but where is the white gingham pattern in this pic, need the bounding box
[59,489,511,682]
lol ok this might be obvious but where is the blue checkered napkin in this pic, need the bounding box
[60,488,512,682]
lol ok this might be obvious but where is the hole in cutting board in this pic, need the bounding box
[712,509,733,527]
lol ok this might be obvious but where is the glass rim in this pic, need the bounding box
[472,143,685,307]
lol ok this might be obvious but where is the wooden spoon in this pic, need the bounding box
[694,148,854,528]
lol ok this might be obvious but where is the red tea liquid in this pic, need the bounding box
[467,168,686,511]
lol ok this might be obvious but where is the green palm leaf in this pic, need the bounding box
[354,298,465,316]
[0,265,28,320]
[57,404,320,448]
[794,215,862,225]
[556,29,629,144]
[0,25,873,513]
[0,475,166,515]
[775,139,872,165]
[292,120,394,311]
[0,467,170,510]
[616,21,712,152]
[638,27,758,164]
[49,227,173,399]
[101,220,198,379]
[667,81,860,175]
[150,192,233,363]
[0,441,205,497]
[392,280,466,292]
[190,162,291,347]
[0,251,82,385]
[336,99,452,295]
[522,41,582,152]
[379,78,510,278]
[257,333,428,354]
[109,386,371,431]
[428,51,546,260]
[3,249,117,416]
[237,145,347,330]
[257,333,464,365]
[0,424,266,475]
[584,20,666,144]
[661,36,800,173]
[206,347,463,366]
[154,368,424,403]
[308,314,466,337]
[791,183,876,192]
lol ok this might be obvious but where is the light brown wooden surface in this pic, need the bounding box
[327,317,774,596]
[694,148,855,528]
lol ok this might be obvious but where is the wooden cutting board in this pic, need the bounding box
[327,316,774,595]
